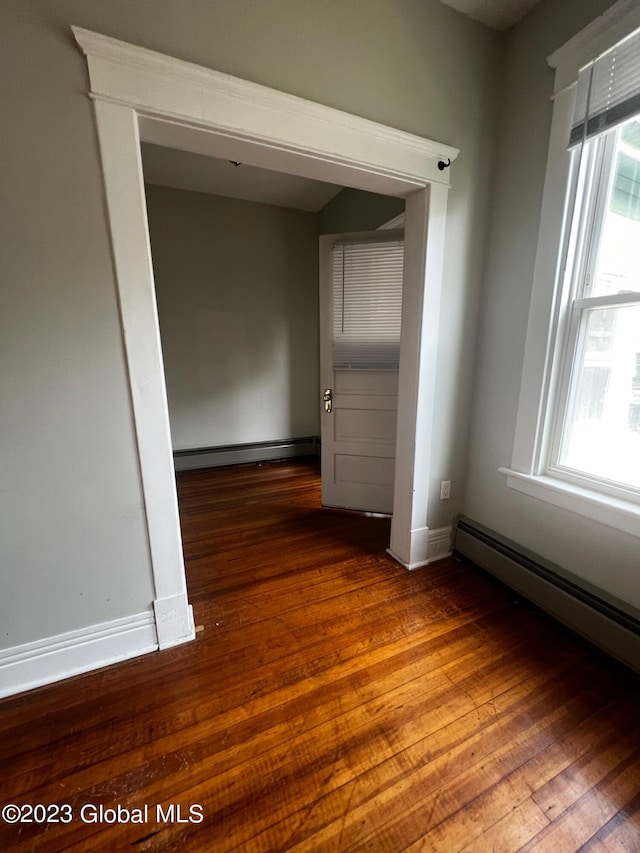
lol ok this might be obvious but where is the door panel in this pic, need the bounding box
[319,231,403,514]
[335,455,395,485]
[333,455,396,514]
[334,408,397,443]
[335,370,398,395]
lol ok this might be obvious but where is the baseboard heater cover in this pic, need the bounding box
[173,437,320,471]
[453,516,640,674]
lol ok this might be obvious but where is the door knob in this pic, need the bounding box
[323,388,333,413]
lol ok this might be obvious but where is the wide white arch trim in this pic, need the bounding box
[73,27,458,193]
[72,27,459,653]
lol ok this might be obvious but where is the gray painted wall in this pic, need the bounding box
[145,185,320,451]
[464,0,640,614]
[0,0,499,653]
[318,189,405,234]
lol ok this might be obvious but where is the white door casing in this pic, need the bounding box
[72,27,458,641]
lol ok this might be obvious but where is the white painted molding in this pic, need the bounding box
[71,27,459,192]
[93,98,189,611]
[379,213,406,230]
[387,526,453,570]
[425,527,455,564]
[549,0,640,95]
[72,26,457,670]
[500,469,640,539]
[153,594,195,649]
[0,613,157,700]
[509,86,576,475]
[390,185,450,567]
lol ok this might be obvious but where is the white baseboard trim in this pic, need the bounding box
[0,612,158,700]
[388,526,453,570]
[153,594,195,649]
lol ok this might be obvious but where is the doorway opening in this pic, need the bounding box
[140,145,407,609]
[73,25,457,649]
[141,143,406,512]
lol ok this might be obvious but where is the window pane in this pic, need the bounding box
[560,305,640,489]
[592,118,640,296]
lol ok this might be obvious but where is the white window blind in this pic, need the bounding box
[332,238,404,370]
[571,25,640,147]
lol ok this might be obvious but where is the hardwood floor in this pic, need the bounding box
[1,459,639,851]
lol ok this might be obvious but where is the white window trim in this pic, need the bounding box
[503,0,640,537]
[499,469,640,537]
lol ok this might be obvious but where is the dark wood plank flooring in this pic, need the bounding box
[1,459,639,851]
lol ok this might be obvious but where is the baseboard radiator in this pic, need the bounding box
[453,516,640,674]
[173,436,320,471]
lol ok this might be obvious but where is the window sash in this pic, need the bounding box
[549,299,640,502]
[547,127,640,500]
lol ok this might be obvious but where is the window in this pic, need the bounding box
[551,119,640,496]
[503,3,640,536]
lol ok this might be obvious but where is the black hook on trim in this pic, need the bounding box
[437,158,451,171]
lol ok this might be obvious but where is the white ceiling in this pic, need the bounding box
[141,143,343,212]
[439,0,541,31]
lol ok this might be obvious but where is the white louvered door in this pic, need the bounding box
[319,231,404,513]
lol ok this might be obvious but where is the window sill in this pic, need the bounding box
[498,467,640,538]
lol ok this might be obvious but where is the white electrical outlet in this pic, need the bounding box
[440,480,451,500]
